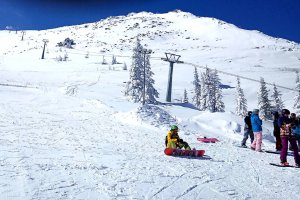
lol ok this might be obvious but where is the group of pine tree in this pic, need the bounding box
[236,73,300,119]
[124,38,300,118]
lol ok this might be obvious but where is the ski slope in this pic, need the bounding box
[1,11,300,199]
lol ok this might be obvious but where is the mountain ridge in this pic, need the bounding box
[0,10,299,101]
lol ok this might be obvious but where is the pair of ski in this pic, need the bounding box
[164,148,205,157]
[269,163,300,168]
[264,150,293,156]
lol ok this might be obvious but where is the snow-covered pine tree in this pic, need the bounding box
[257,77,272,120]
[212,69,225,112]
[102,56,107,65]
[123,62,127,70]
[112,55,117,65]
[200,67,224,112]
[124,38,144,103]
[200,75,207,111]
[192,67,201,108]
[235,77,247,116]
[125,38,158,104]
[85,51,89,59]
[144,52,159,104]
[293,72,300,115]
[183,89,189,103]
[63,51,68,61]
[199,67,210,111]
[271,83,284,112]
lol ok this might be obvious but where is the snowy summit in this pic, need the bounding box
[0,11,300,199]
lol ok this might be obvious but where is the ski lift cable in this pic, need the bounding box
[60,48,297,92]
[183,62,297,92]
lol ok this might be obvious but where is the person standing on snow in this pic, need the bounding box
[166,125,191,150]
[278,109,300,166]
[294,115,300,145]
[289,113,300,151]
[272,111,282,151]
[241,111,254,148]
[250,109,263,152]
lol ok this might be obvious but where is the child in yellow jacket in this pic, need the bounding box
[166,125,191,150]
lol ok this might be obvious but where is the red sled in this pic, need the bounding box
[197,137,219,143]
[164,148,205,157]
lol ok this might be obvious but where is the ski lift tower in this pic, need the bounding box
[41,39,49,59]
[162,53,183,102]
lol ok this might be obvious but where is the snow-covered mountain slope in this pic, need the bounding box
[1,10,299,108]
[0,10,300,199]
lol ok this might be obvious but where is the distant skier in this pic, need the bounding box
[250,109,263,152]
[278,109,300,166]
[241,111,254,148]
[272,111,282,151]
[166,125,191,150]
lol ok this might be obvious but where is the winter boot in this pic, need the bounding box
[280,161,289,166]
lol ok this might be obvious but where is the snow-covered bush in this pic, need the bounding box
[57,38,76,48]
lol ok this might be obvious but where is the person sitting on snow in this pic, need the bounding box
[166,125,191,150]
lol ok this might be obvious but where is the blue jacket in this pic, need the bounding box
[251,113,262,132]
[278,116,290,128]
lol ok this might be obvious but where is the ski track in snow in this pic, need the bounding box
[1,83,300,200]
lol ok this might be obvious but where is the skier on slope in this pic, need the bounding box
[241,111,254,148]
[278,109,300,167]
[166,125,191,150]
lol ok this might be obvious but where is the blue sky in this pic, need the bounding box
[1,0,300,43]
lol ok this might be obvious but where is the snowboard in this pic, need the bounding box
[164,148,205,157]
[197,137,219,143]
[269,163,299,168]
